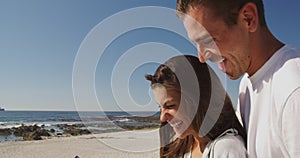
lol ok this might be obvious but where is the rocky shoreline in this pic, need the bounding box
[0,115,160,142]
[0,124,91,141]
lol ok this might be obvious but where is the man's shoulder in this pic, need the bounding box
[272,45,300,106]
[272,45,300,84]
[276,44,300,67]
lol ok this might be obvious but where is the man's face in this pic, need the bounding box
[182,6,251,80]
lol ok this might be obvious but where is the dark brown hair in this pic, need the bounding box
[176,0,266,27]
[146,55,246,158]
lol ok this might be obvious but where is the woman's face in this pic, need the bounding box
[153,86,197,139]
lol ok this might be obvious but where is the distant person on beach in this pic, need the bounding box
[176,0,300,157]
[146,55,247,158]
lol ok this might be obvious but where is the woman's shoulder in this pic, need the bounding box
[212,135,247,158]
[214,134,245,148]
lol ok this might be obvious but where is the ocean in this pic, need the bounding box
[0,111,160,142]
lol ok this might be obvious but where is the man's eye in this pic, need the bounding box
[202,38,214,46]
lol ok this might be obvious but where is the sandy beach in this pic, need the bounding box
[0,129,160,158]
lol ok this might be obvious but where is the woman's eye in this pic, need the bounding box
[166,105,176,109]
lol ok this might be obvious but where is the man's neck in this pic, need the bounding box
[247,27,284,77]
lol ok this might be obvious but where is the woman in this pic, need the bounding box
[146,55,247,158]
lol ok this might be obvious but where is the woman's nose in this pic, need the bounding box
[160,109,172,122]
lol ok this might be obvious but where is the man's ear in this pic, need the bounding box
[238,2,259,32]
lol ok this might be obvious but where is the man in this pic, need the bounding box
[176,0,300,157]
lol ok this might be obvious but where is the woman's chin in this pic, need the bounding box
[176,135,185,140]
[175,131,187,139]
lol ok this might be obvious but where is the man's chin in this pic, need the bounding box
[226,72,242,80]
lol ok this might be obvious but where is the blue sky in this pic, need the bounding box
[0,0,299,111]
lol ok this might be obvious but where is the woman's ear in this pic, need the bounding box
[238,2,259,32]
